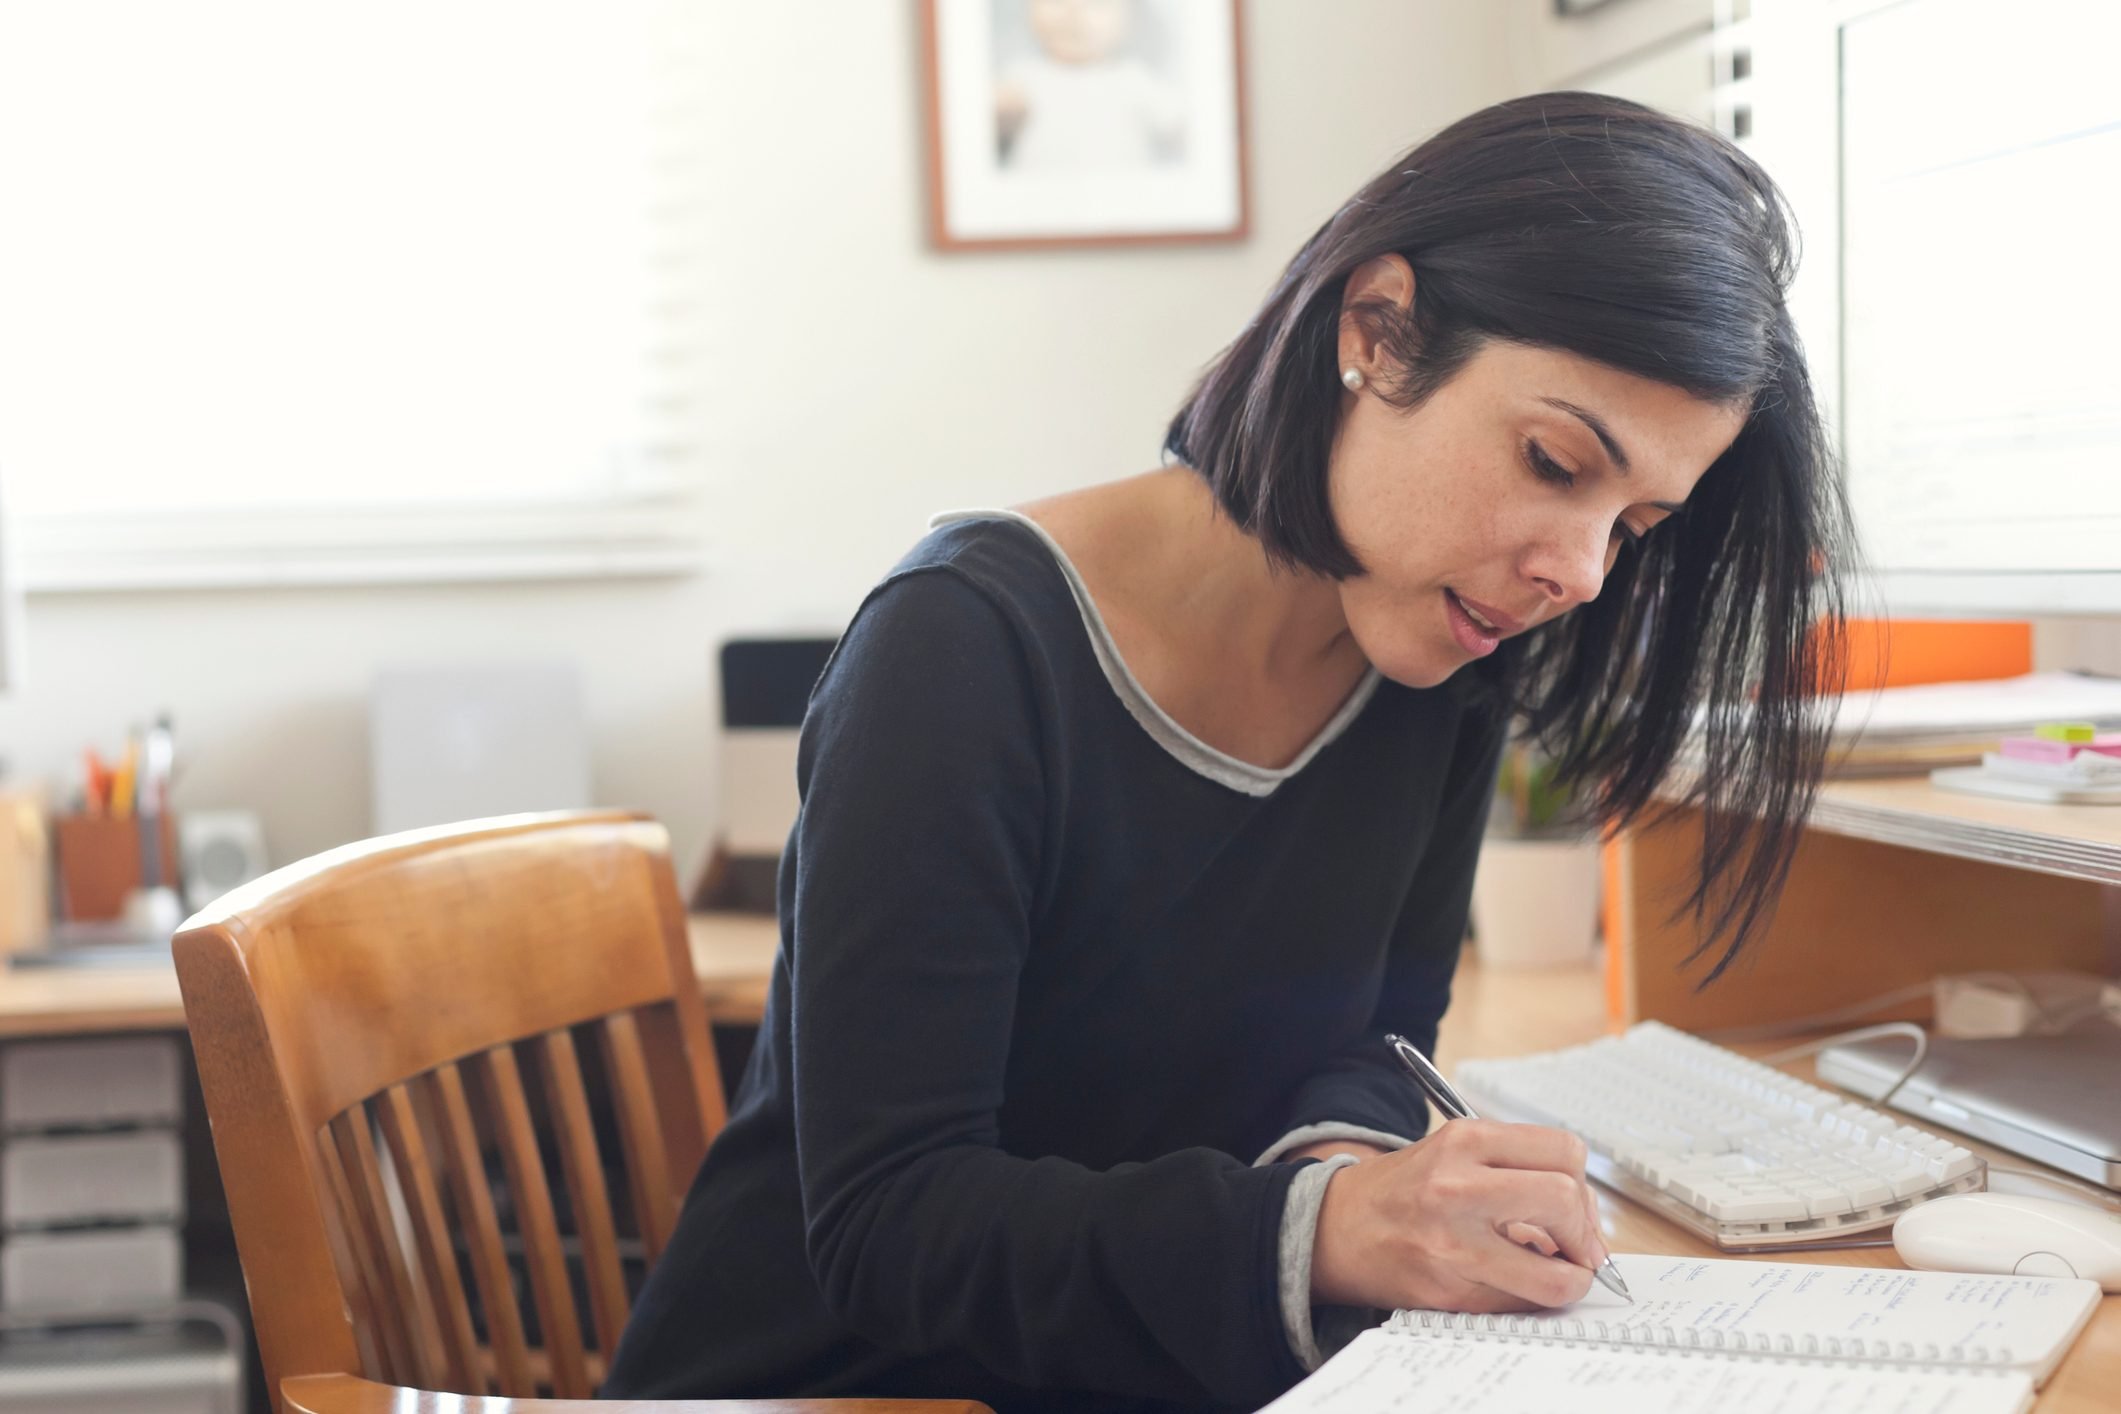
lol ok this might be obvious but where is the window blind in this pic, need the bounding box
[0,0,704,588]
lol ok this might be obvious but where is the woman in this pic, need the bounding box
[606,93,1849,1413]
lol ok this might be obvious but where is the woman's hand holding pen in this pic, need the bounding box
[1306,1118,1609,1314]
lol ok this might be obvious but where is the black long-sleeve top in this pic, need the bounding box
[604,515,1505,1413]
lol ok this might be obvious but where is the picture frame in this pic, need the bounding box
[920,0,1248,251]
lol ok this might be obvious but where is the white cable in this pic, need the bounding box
[1762,1022,1930,1108]
[1705,973,2121,1047]
[1943,970,2111,1035]
[1984,1164,2121,1214]
[1724,1015,2121,1214]
[1761,1022,2121,1210]
[1702,983,1935,1045]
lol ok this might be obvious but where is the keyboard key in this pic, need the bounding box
[1710,1190,1810,1221]
[1890,1167,1939,1199]
[1840,1175,1895,1208]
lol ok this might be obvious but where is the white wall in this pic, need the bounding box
[2035,621,2121,676]
[1500,0,1712,92]
[0,2,1515,882]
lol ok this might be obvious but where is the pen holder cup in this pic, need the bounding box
[54,814,176,922]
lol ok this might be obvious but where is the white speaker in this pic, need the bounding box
[369,663,592,835]
[177,810,269,912]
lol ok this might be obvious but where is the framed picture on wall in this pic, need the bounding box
[921,0,1248,251]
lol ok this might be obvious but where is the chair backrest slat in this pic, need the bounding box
[636,1001,723,1189]
[477,1043,592,1398]
[329,1106,445,1388]
[423,1062,537,1396]
[537,1027,631,1358]
[173,813,727,1410]
[315,1119,408,1385]
[373,1084,483,1393]
[597,1011,678,1262]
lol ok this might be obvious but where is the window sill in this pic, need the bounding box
[17,493,705,593]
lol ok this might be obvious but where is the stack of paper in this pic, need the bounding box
[1825,673,2121,776]
[1688,673,2121,779]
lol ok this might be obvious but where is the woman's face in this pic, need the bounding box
[1330,259,1746,690]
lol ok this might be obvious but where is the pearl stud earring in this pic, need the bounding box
[1341,367,1364,391]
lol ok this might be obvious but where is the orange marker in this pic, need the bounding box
[111,740,138,817]
[82,750,114,815]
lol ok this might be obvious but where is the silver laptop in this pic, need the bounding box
[1816,1020,2121,1189]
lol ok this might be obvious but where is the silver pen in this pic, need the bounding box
[1384,1033,1632,1304]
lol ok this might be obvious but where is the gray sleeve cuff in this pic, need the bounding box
[1274,1154,1357,1371]
[1253,1122,1416,1168]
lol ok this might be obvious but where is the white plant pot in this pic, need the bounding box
[1470,834,1602,969]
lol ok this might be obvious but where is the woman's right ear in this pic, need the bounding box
[1338,254,1417,382]
[1342,253,1417,315]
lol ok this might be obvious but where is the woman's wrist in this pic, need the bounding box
[1307,1156,1369,1305]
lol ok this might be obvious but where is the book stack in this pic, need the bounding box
[1678,671,2121,780]
[1931,722,2121,804]
[0,1036,185,1315]
[1822,672,2121,778]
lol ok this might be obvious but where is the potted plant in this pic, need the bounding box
[1469,735,1603,969]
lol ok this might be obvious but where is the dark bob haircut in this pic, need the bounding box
[1165,92,1852,984]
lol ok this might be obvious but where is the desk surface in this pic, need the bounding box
[686,910,780,1020]
[0,960,188,1037]
[0,916,2108,1405]
[1435,953,2118,1413]
[0,911,784,1039]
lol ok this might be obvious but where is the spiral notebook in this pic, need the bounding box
[1259,1255,2102,1414]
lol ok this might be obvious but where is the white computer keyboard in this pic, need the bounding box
[1456,1021,1985,1248]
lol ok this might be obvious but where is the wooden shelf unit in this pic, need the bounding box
[1611,776,2121,1031]
[1807,776,2121,884]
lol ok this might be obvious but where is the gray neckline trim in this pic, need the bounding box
[929,508,1381,798]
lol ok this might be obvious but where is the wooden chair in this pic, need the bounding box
[176,810,987,1414]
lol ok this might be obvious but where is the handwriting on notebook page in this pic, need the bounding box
[1550,1256,2077,1354]
[1262,1328,2028,1414]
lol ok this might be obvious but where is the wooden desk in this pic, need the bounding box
[1435,949,2118,1412]
[0,912,782,1040]
[0,961,186,1038]
[686,910,780,1024]
[4,917,2107,1403]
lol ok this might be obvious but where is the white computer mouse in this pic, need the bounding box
[1894,1192,2121,1291]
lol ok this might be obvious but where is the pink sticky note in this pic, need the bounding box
[2001,735,2077,763]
